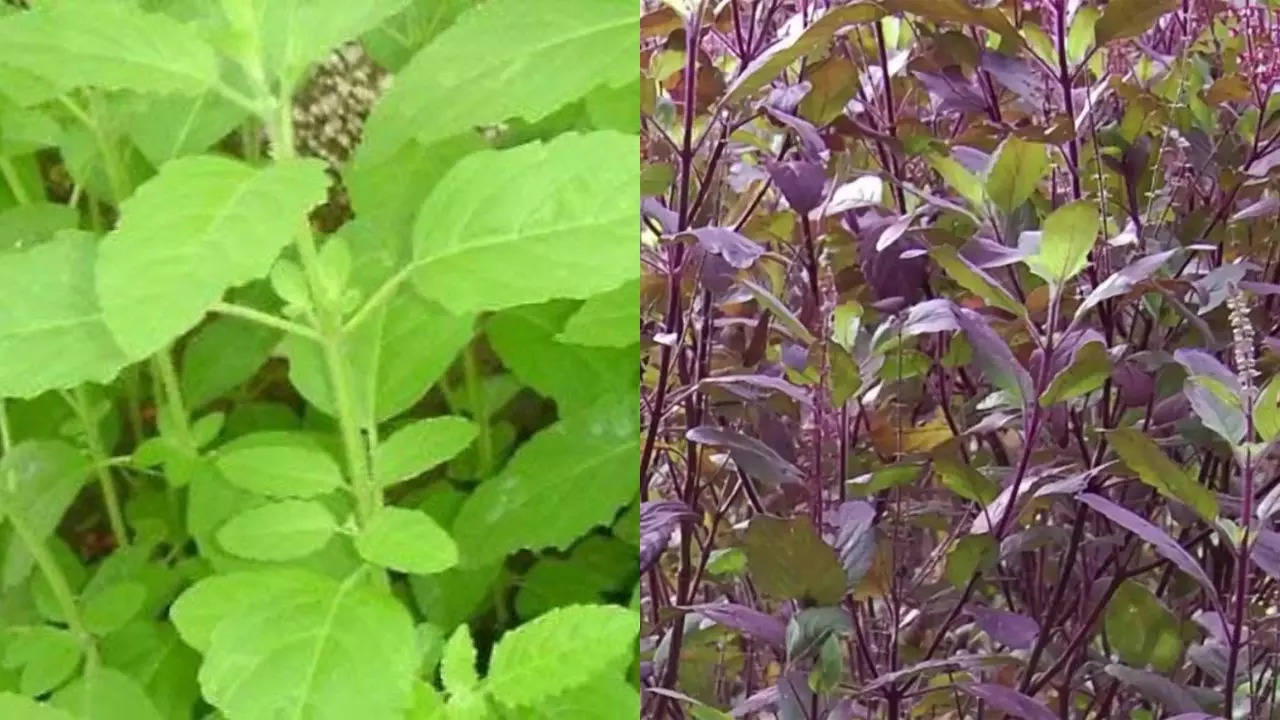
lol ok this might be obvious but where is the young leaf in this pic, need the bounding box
[355,507,459,575]
[212,432,344,498]
[0,4,218,95]
[985,136,1048,214]
[1040,341,1110,407]
[216,500,337,561]
[1106,427,1218,522]
[485,604,639,707]
[193,569,418,720]
[410,132,637,313]
[96,156,329,359]
[440,625,479,695]
[450,399,638,567]
[1024,200,1098,287]
[358,0,634,162]
[374,416,478,487]
[0,235,129,398]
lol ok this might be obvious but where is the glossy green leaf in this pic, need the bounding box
[96,156,329,359]
[191,569,418,720]
[985,137,1048,214]
[411,132,636,313]
[1040,341,1110,407]
[450,399,639,567]
[0,4,218,95]
[211,432,344,498]
[358,0,634,162]
[486,604,638,707]
[555,279,639,348]
[1024,200,1098,287]
[0,235,129,398]
[1107,427,1217,522]
[742,515,846,604]
[355,507,458,575]
[216,500,337,561]
[374,416,477,487]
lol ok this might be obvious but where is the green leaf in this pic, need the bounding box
[931,442,998,504]
[487,302,636,416]
[503,677,640,720]
[1107,427,1217,522]
[0,4,218,95]
[122,91,249,166]
[1256,374,1280,443]
[742,515,846,604]
[1040,341,1110,407]
[440,624,479,695]
[0,234,129,398]
[358,0,634,162]
[514,536,636,619]
[877,0,1019,44]
[0,203,78,251]
[1024,200,1098,287]
[985,137,1048,214]
[96,155,329,359]
[180,315,281,410]
[0,441,90,587]
[927,152,986,210]
[1104,580,1182,673]
[212,431,344,498]
[187,569,418,720]
[929,246,1024,317]
[486,604,638,707]
[1095,0,1177,45]
[944,535,997,590]
[284,288,474,425]
[81,582,146,636]
[98,621,201,720]
[220,0,413,89]
[51,667,164,720]
[216,500,337,561]
[374,416,477,487]
[0,692,77,720]
[450,399,638,567]
[2,625,82,696]
[555,279,638,348]
[411,132,636,313]
[722,4,884,105]
[170,569,323,653]
[1185,376,1247,445]
[355,507,458,575]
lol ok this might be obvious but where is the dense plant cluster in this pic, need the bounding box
[0,1,637,718]
[641,1,1280,718]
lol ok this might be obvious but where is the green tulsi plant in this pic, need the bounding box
[0,1,639,718]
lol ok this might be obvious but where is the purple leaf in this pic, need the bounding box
[961,684,1056,720]
[1103,664,1200,714]
[680,227,765,269]
[832,500,876,584]
[642,197,678,233]
[901,298,958,336]
[684,602,786,648]
[954,308,1034,407]
[766,160,827,214]
[1076,493,1218,599]
[765,107,828,164]
[1250,529,1280,580]
[970,607,1039,650]
[1173,348,1241,394]
[860,654,1020,693]
[730,686,779,718]
[1230,194,1279,222]
[960,237,1026,268]
[1165,714,1226,720]
[855,213,927,302]
[686,426,805,486]
[640,501,695,573]
[913,69,988,114]
[1076,249,1178,318]
[699,374,812,406]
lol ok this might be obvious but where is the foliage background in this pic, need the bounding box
[0,0,639,718]
[640,0,1280,718]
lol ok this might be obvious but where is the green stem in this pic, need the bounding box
[0,156,31,205]
[0,401,98,662]
[211,301,322,341]
[268,101,380,524]
[152,348,197,450]
[64,388,129,548]
[463,342,492,476]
